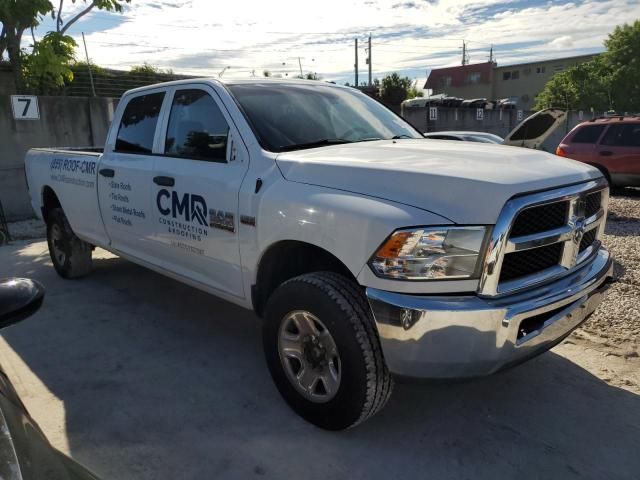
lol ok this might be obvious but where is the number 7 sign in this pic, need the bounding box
[11,95,39,120]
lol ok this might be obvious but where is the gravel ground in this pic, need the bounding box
[574,189,640,362]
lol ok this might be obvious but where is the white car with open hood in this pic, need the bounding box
[25,79,613,430]
[423,108,568,149]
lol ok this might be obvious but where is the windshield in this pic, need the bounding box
[227,83,423,152]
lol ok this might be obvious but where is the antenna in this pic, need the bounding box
[368,33,372,86]
[461,40,469,65]
[354,38,359,86]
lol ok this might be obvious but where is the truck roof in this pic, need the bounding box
[123,77,340,96]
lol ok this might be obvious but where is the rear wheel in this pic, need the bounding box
[46,208,93,278]
[263,272,393,430]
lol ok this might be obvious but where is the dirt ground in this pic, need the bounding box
[0,193,638,480]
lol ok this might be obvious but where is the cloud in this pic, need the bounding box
[392,2,419,9]
[548,35,575,49]
[27,0,639,85]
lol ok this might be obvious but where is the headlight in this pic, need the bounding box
[369,226,488,280]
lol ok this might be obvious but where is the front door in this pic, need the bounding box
[151,85,249,299]
[98,89,168,266]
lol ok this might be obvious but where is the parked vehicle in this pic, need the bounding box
[422,109,565,149]
[423,131,504,144]
[556,116,640,187]
[25,79,613,430]
[502,108,568,149]
[0,278,100,479]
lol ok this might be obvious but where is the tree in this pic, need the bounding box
[407,84,424,99]
[53,0,130,35]
[535,58,613,111]
[296,72,321,80]
[24,31,76,93]
[1,0,130,92]
[535,21,640,112]
[129,63,172,75]
[603,21,640,112]
[0,0,54,92]
[380,73,412,105]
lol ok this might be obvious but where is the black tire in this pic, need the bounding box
[263,272,393,430]
[46,208,93,279]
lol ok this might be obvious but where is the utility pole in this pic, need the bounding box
[298,57,303,77]
[81,32,96,97]
[461,40,467,66]
[354,38,359,87]
[489,45,494,63]
[368,33,372,86]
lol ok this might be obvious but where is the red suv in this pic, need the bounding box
[556,116,640,187]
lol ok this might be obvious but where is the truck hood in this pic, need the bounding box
[275,139,601,224]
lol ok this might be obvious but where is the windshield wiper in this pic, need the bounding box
[391,134,414,139]
[278,138,353,151]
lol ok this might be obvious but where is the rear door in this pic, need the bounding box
[97,88,168,265]
[596,123,640,184]
[503,108,567,149]
[150,84,250,298]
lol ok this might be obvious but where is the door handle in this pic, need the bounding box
[600,151,613,156]
[153,176,175,187]
[99,168,115,178]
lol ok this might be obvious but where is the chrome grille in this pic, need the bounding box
[579,228,597,253]
[479,178,609,297]
[585,191,602,218]
[510,201,568,237]
[500,243,564,282]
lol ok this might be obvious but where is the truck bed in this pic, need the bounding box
[31,146,104,155]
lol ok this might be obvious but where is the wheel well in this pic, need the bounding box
[41,186,61,223]
[252,241,357,317]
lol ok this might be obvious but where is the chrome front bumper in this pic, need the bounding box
[366,248,614,379]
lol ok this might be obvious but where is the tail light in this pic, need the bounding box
[555,146,568,157]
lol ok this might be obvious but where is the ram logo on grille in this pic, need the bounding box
[569,218,586,266]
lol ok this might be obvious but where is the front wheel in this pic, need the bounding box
[46,208,93,279]
[263,272,393,430]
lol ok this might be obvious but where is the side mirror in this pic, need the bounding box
[0,278,45,329]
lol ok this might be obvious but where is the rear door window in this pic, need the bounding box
[571,125,605,143]
[601,124,640,147]
[115,92,165,154]
[164,89,230,162]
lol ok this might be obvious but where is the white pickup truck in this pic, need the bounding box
[25,79,613,430]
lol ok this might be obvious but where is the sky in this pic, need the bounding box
[28,0,640,87]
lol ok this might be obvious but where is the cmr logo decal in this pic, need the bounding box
[157,189,207,226]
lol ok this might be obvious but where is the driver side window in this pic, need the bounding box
[165,89,229,162]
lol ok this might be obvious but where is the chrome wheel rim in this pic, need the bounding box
[278,310,341,403]
[50,224,67,266]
